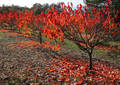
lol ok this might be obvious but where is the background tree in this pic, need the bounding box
[84,0,120,20]
[32,3,43,15]
[84,0,120,7]
[50,3,62,13]
[84,0,120,41]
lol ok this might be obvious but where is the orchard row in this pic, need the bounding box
[0,1,120,84]
[0,1,120,68]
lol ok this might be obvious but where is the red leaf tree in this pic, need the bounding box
[0,11,18,30]
[15,10,34,37]
[42,1,120,70]
[33,12,47,43]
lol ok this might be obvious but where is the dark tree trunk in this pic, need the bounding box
[89,52,92,70]
[39,31,42,44]
[74,42,94,70]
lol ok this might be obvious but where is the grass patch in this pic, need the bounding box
[42,36,58,44]
[0,31,3,34]
[108,51,120,58]
[41,36,80,51]
[107,41,119,46]
[42,36,49,42]
[102,41,119,46]
[0,31,3,39]
[62,39,80,51]
[93,49,106,56]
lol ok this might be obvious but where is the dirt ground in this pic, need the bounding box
[0,30,119,85]
[0,30,53,84]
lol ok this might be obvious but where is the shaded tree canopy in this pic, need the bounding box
[84,0,120,8]
[0,2,62,15]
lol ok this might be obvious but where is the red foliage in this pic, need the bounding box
[41,1,120,52]
[46,57,120,84]
[0,11,18,29]
[0,30,9,32]
[15,10,34,37]
[11,41,40,49]
[7,32,22,36]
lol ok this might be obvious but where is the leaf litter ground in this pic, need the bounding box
[0,30,120,85]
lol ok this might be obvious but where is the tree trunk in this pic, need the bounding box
[39,31,42,44]
[89,52,92,70]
